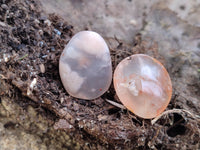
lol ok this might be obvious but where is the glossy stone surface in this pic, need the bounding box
[114,54,172,119]
[59,31,112,100]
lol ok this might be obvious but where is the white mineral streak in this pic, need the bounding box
[71,31,108,56]
[120,80,139,96]
[59,63,85,94]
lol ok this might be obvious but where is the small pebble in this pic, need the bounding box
[39,64,45,73]
[1,4,8,9]
[54,28,61,36]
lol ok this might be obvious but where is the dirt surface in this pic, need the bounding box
[0,0,200,149]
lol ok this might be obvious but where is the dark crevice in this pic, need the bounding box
[167,113,187,137]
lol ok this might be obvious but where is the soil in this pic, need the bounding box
[0,0,199,150]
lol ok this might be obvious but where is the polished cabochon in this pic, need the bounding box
[114,54,172,119]
[59,31,112,100]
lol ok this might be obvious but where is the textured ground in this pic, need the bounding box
[0,0,200,149]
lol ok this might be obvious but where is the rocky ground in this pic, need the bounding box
[0,0,200,149]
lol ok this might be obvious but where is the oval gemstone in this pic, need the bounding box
[113,54,172,119]
[59,31,112,100]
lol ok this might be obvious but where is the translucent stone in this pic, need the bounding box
[113,54,172,119]
[59,31,112,100]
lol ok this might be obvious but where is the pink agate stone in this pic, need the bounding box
[114,54,172,119]
[59,31,112,100]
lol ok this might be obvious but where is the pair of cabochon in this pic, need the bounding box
[59,31,172,119]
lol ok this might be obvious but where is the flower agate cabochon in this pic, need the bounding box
[114,54,172,119]
[59,31,112,100]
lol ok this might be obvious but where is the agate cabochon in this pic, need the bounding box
[59,31,112,100]
[113,54,172,119]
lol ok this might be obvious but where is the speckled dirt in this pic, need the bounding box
[0,0,200,150]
